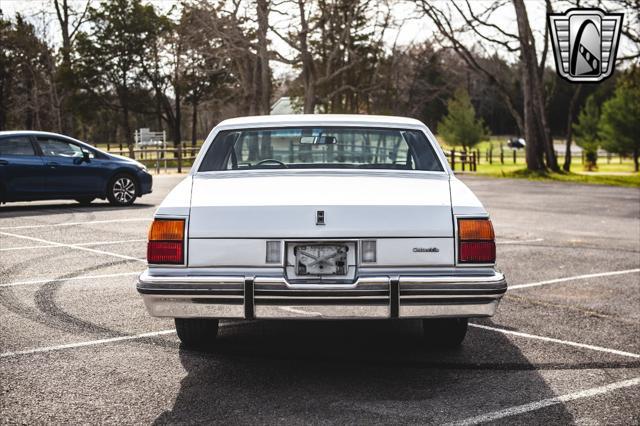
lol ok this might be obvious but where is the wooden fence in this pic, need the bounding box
[99,144,627,174]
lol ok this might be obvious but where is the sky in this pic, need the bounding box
[0,0,635,78]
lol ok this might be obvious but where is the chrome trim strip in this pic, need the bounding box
[400,301,498,318]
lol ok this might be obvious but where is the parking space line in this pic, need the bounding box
[510,269,640,290]
[0,231,146,263]
[0,329,176,359]
[470,323,640,359]
[446,377,640,426]
[1,272,140,288]
[0,239,147,252]
[0,217,149,230]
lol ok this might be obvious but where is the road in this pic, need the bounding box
[1,175,639,424]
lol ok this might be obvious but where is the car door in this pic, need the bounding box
[35,136,104,196]
[0,135,46,201]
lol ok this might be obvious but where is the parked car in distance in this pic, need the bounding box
[0,131,152,206]
[507,137,526,149]
[137,115,507,348]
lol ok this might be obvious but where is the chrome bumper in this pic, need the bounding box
[137,268,507,319]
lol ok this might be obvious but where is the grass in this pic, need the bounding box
[471,165,640,188]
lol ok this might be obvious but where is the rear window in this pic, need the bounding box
[198,127,444,172]
[0,136,35,156]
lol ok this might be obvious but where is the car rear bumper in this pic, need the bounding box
[137,269,507,319]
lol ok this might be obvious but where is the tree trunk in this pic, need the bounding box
[513,0,554,172]
[191,101,198,147]
[257,0,271,115]
[122,104,134,158]
[298,0,316,114]
[563,86,583,171]
[634,147,639,172]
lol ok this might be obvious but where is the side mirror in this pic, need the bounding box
[82,151,91,163]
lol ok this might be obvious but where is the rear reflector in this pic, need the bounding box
[459,219,495,240]
[148,219,184,241]
[459,241,495,263]
[147,241,183,264]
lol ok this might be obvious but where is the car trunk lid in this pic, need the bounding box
[189,172,453,238]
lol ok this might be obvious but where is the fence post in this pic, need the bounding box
[107,143,110,151]
[513,149,516,164]
[177,142,183,174]
[462,150,466,171]
[451,149,455,171]
[500,146,504,164]
[472,151,477,171]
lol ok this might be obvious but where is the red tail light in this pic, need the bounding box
[147,241,183,264]
[458,218,495,264]
[147,219,185,264]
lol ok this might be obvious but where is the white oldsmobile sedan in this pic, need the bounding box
[137,115,506,348]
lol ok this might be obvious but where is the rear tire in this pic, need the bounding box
[175,318,219,347]
[422,318,468,348]
[107,173,137,206]
[75,197,95,205]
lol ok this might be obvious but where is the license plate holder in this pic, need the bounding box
[294,244,348,276]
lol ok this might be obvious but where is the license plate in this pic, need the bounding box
[295,244,348,275]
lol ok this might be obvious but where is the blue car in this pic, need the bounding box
[0,131,152,206]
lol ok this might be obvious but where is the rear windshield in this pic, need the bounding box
[198,127,444,172]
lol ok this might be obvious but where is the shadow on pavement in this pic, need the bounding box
[154,319,574,424]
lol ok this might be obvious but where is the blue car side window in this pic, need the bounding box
[0,136,36,156]
[36,137,86,158]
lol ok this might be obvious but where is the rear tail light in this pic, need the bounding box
[458,218,495,264]
[266,241,282,263]
[147,219,185,264]
[361,240,377,263]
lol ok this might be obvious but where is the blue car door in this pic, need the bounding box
[0,135,46,200]
[35,136,105,196]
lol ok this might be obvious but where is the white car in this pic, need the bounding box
[137,115,506,347]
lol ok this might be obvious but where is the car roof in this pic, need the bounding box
[215,114,427,130]
[0,130,81,139]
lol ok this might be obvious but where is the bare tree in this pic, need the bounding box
[418,0,560,171]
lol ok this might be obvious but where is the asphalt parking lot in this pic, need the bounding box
[1,174,638,425]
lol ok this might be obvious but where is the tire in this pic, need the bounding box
[107,173,138,206]
[175,318,219,347]
[75,197,95,205]
[422,318,468,348]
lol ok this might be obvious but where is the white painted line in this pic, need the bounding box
[470,323,640,359]
[510,268,640,290]
[0,329,176,359]
[0,231,146,263]
[446,377,640,426]
[496,238,544,245]
[0,217,149,230]
[0,239,147,252]
[0,272,140,288]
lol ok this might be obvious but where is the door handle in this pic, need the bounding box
[0,160,8,166]
[46,161,59,168]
